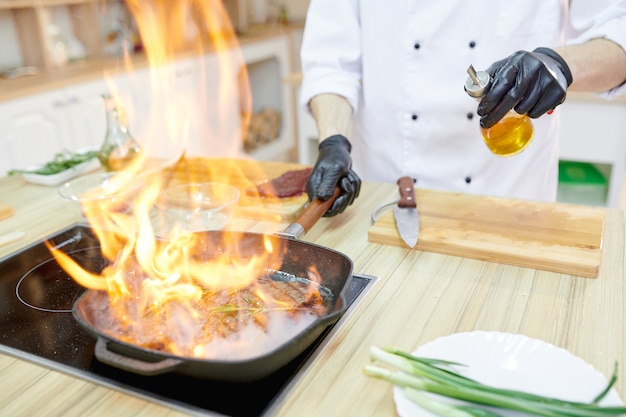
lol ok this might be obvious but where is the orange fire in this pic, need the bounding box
[48,0,327,360]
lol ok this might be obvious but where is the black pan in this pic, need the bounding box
[73,189,353,382]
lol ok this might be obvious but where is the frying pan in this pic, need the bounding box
[73,189,353,382]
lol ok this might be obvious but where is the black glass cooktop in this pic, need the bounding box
[0,224,374,417]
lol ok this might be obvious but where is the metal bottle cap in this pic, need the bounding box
[464,65,492,98]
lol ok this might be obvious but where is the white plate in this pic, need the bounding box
[393,331,623,417]
[21,157,100,186]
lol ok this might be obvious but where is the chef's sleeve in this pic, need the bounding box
[567,0,626,98]
[299,0,362,115]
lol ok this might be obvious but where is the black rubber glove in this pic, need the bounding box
[306,134,361,217]
[477,47,573,129]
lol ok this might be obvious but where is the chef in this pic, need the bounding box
[300,0,626,216]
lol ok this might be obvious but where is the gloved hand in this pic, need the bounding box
[306,134,361,217]
[477,47,573,129]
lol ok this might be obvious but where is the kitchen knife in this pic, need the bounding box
[393,176,419,248]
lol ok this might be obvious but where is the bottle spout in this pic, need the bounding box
[467,65,480,85]
[464,64,491,98]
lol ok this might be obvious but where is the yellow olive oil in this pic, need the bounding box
[99,150,142,172]
[480,112,534,157]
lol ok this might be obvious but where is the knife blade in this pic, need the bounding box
[393,176,419,248]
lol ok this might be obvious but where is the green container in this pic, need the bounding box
[557,161,608,206]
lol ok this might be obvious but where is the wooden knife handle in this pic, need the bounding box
[397,177,417,208]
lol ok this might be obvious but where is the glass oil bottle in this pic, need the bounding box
[465,65,534,157]
[97,94,143,171]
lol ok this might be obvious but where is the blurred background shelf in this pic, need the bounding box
[0,0,308,174]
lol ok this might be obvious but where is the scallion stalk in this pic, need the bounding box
[402,387,503,417]
[364,346,626,417]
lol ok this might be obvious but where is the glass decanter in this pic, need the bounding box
[97,94,142,171]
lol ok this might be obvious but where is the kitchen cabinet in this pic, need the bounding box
[0,23,298,175]
[62,79,112,150]
[0,90,69,173]
[0,78,111,173]
[0,0,299,172]
[0,72,151,175]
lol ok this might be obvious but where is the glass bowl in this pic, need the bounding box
[154,182,240,235]
[58,172,139,226]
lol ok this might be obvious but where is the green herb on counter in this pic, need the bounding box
[363,346,625,417]
[8,150,98,176]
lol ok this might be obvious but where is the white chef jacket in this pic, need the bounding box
[300,0,626,202]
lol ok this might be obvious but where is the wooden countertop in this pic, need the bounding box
[0,172,625,416]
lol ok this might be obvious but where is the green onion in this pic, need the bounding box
[8,150,98,176]
[402,387,504,417]
[363,346,626,417]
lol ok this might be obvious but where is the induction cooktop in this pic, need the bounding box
[0,224,376,417]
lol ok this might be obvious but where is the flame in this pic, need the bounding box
[49,1,328,360]
[135,0,252,161]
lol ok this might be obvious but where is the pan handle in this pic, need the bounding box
[94,338,183,376]
[277,187,341,239]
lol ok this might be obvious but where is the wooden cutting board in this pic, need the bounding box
[368,188,605,278]
[159,157,309,221]
[0,203,14,221]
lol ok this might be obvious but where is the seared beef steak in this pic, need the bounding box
[252,167,313,198]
